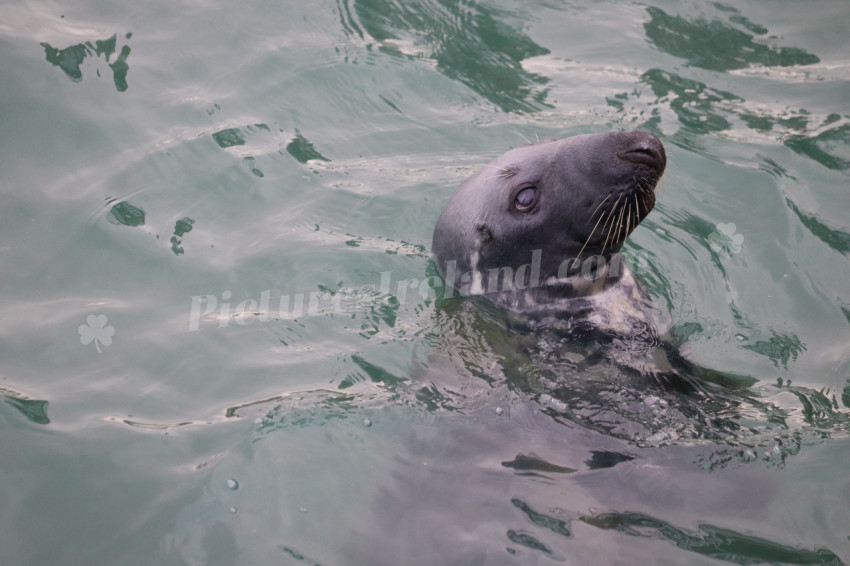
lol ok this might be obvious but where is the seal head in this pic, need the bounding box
[432,131,665,312]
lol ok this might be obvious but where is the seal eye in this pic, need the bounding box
[514,187,537,212]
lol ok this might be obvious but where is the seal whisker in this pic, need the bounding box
[512,131,532,145]
[600,216,611,254]
[601,200,621,254]
[590,195,612,221]
[575,204,609,261]
[599,195,622,252]
[614,204,626,243]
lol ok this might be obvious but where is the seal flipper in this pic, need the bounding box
[637,342,757,394]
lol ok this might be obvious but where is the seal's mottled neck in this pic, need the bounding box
[458,254,630,312]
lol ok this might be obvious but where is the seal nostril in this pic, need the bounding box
[619,145,666,171]
[616,132,666,171]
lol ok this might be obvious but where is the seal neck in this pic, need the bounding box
[453,256,631,315]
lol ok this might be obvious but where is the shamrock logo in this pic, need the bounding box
[78,314,115,353]
[708,222,744,256]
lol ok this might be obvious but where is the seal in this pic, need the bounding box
[430,131,731,387]
[432,130,664,323]
[425,131,784,448]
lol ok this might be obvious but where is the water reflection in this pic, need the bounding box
[644,6,819,71]
[348,0,550,113]
[785,198,850,256]
[616,5,850,179]
[227,388,380,434]
[286,130,331,164]
[210,124,329,169]
[41,32,133,92]
[171,217,195,256]
[2,391,50,425]
[741,331,806,370]
[640,69,742,135]
[618,4,848,267]
[106,199,146,227]
[505,497,844,564]
[501,454,575,475]
[785,124,850,171]
[579,509,843,564]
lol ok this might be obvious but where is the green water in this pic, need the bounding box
[1,0,849,564]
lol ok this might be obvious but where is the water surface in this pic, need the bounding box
[1,0,849,564]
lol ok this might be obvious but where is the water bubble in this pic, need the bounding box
[229,506,237,514]
[226,478,239,490]
[299,506,308,513]
[495,407,504,416]
[362,418,372,427]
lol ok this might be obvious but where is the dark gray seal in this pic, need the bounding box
[431,131,738,387]
[432,131,664,327]
[427,131,823,457]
